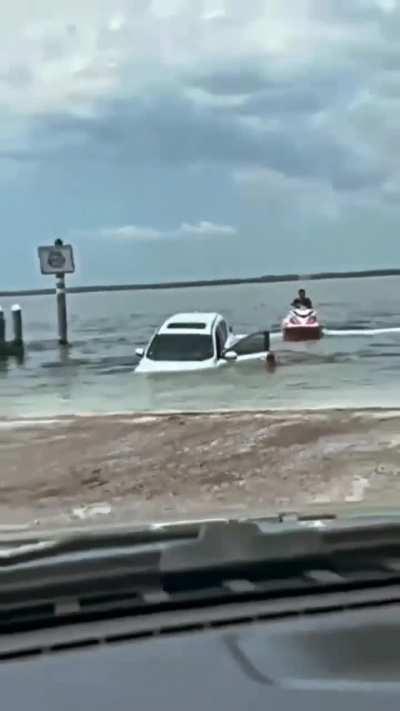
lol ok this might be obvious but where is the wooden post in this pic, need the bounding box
[56,272,68,345]
[11,305,23,345]
[0,308,5,346]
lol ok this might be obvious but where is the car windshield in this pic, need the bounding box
[147,334,214,361]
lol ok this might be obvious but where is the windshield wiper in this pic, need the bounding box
[4,515,400,571]
[0,523,201,567]
[1,517,400,633]
[1,517,400,594]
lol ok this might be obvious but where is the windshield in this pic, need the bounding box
[147,334,214,361]
[1,1,400,540]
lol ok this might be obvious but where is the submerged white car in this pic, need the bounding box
[134,312,271,374]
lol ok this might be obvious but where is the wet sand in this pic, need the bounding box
[2,409,400,528]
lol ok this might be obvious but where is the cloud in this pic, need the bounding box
[84,220,238,241]
[179,221,237,236]
[3,0,400,286]
[1,0,396,198]
[98,225,163,240]
[233,167,341,220]
[19,88,383,198]
[0,3,396,170]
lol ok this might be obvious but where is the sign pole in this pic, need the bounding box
[37,238,75,345]
[56,271,68,346]
[53,238,68,345]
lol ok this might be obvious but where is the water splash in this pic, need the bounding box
[325,327,400,337]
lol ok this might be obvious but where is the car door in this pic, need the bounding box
[224,331,270,363]
[215,321,228,361]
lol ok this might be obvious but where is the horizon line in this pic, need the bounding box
[1,267,399,298]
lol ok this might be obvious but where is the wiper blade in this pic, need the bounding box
[166,516,400,570]
[1,517,400,633]
[0,516,379,564]
[3,515,400,572]
[0,525,202,602]
[0,523,201,566]
[2,517,400,601]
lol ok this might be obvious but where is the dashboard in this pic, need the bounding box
[2,597,400,710]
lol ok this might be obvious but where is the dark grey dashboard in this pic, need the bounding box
[3,600,400,710]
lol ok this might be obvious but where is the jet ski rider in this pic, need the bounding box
[292,288,313,309]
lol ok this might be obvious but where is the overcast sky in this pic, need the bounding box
[1,0,400,288]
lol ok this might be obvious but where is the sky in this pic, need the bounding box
[2,0,400,288]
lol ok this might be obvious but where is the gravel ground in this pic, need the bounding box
[2,409,400,528]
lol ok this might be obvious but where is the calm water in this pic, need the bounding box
[1,276,400,417]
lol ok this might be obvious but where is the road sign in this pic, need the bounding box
[38,244,75,275]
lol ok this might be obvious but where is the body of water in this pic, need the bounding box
[1,276,400,417]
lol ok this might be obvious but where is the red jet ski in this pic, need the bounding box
[282,306,323,342]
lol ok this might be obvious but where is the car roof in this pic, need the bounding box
[158,312,222,335]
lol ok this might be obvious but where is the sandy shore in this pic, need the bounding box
[2,409,400,528]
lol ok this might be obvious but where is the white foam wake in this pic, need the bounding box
[269,326,400,340]
[324,327,400,337]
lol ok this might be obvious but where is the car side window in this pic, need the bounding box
[231,332,269,355]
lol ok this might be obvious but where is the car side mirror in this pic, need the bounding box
[135,347,144,358]
[224,350,238,362]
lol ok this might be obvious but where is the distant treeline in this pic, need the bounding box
[1,268,400,298]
